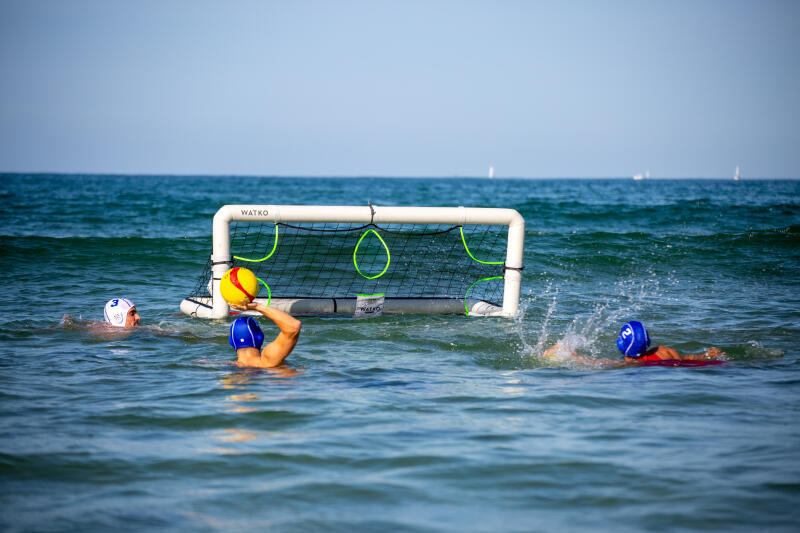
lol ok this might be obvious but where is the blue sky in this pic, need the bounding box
[1,0,798,178]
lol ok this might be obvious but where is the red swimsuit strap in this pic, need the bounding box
[637,352,663,361]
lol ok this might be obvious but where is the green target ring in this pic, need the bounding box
[460,226,503,265]
[464,276,503,316]
[353,228,391,279]
[234,224,279,263]
[255,276,272,307]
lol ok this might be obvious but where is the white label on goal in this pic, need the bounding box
[354,293,385,319]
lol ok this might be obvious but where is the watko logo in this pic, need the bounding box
[240,209,270,217]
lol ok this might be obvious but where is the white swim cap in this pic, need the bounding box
[104,298,135,327]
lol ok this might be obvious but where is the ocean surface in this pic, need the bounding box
[1,174,798,532]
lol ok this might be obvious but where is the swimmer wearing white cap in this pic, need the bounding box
[103,298,140,327]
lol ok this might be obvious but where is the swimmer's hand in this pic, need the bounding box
[542,344,561,360]
[542,344,616,366]
[685,347,726,360]
[702,347,726,360]
[543,343,578,361]
[229,302,260,312]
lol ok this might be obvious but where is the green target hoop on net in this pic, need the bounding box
[460,226,504,265]
[255,276,272,307]
[234,224,279,263]
[353,228,391,279]
[464,276,504,316]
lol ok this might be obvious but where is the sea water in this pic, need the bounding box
[0,175,798,532]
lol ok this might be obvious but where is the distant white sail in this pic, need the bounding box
[734,165,741,180]
[488,166,495,179]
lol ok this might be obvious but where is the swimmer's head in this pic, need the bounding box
[104,298,139,327]
[617,321,651,358]
[229,316,264,351]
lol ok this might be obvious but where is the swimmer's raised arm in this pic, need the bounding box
[229,302,301,367]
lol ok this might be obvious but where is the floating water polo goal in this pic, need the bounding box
[181,204,524,318]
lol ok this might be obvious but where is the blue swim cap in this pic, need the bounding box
[617,321,651,358]
[229,316,264,350]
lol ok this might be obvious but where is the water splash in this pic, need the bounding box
[514,272,666,366]
[514,283,558,360]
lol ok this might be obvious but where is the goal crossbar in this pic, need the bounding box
[180,205,524,318]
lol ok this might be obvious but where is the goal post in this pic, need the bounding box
[180,204,524,318]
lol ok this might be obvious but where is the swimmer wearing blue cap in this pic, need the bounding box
[543,320,724,363]
[228,301,301,368]
[614,321,724,362]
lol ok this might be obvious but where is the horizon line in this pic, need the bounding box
[1,171,796,180]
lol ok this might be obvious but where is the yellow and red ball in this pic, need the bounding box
[220,267,259,305]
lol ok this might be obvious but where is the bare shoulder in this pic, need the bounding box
[88,323,135,340]
[654,346,681,360]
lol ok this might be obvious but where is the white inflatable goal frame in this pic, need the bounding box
[180,204,525,318]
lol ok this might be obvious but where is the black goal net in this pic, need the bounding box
[185,221,512,313]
